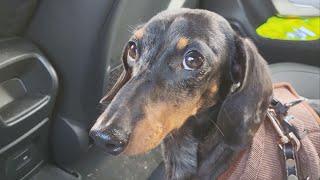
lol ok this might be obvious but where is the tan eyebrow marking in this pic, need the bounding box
[134,28,144,39]
[176,37,189,50]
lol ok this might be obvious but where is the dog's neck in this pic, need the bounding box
[161,126,198,180]
[161,104,238,179]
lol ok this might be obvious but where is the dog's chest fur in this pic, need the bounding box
[161,127,198,179]
[160,106,229,180]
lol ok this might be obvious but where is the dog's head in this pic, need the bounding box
[90,9,272,155]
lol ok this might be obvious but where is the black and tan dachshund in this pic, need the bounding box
[90,9,273,179]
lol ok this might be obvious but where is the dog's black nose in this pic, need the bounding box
[89,129,127,155]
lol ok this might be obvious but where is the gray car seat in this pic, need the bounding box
[270,62,320,99]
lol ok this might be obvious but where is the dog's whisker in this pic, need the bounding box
[127,25,136,33]
[209,119,225,137]
[127,28,135,34]
[96,103,109,113]
[192,115,224,137]
[128,25,135,30]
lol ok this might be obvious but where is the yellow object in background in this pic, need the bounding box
[256,16,320,41]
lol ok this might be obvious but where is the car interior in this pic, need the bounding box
[0,0,319,179]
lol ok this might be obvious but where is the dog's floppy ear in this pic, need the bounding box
[217,36,272,150]
[100,46,132,103]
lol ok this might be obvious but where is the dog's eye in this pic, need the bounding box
[127,41,138,61]
[182,50,204,70]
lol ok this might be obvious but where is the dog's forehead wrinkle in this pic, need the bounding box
[144,14,203,45]
[143,19,167,45]
[167,16,190,37]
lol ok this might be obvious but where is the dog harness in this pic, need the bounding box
[219,83,320,180]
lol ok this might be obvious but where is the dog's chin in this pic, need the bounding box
[121,138,162,156]
[122,134,165,156]
[122,142,160,156]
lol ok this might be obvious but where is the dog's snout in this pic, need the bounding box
[89,129,128,155]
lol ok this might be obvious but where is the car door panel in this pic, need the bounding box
[0,38,58,180]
